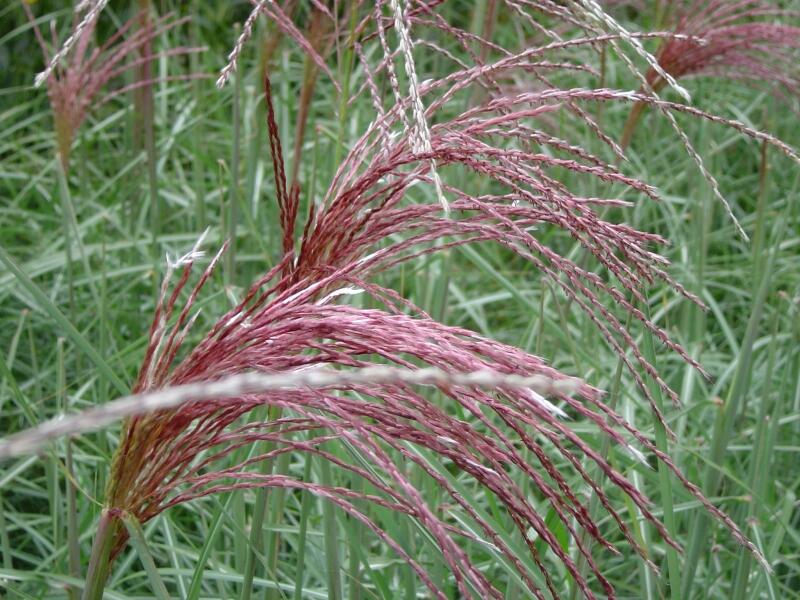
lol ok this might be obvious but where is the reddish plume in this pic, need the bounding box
[92,3,797,597]
[649,0,800,93]
[619,0,800,148]
[24,3,203,171]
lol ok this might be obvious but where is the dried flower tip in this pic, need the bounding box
[217,0,273,89]
[317,287,365,305]
[625,444,649,467]
[166,227,210,269]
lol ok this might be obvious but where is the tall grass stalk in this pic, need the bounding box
[641,302,681,599]
[226,24,242,289]
[57,158,76,324]
[95,232,111,478]
[191,15,206,230]
[134,0,160,260]
[120,511,170,599]
[59,338,81,600]
[320,459,343,600]
[291,451,315,600]
[82,510,118,600]
[263,450,293,600]
[56,161,100,311]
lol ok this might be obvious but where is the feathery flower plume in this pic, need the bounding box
[33,0,111,88]
[620,0,800,149]
[654,0,799,90]
[78,64,793,599]
[569,1,755,239]
[24,3,203,171]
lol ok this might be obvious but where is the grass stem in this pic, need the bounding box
[81,510,119,600]
[226,26,242,288]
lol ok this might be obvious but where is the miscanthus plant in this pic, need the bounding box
[6,1,800,598]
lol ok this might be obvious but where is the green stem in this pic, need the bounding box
[320,459,343,600]
[654,0,665,28]
[346,472,365,600]
[321,15,355,595]
[239,491,268,600]
[56,161,101,319]
[752,137,769,270]
[57,157,75,325]
[227,30,242,288]
[191,15,206,230]
[263,451,292,600]
[59,339,81,600]
[82,510,119,600]
[239,401,287,600]
[333,3,358,168]
[239,459,271,600]
[641,305,681,600]
[292,452,315,600]
[137,0,159,261]
[121,512,171,600]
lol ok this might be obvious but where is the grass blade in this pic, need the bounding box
[121,511,171,600]
[0,245,127,395]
